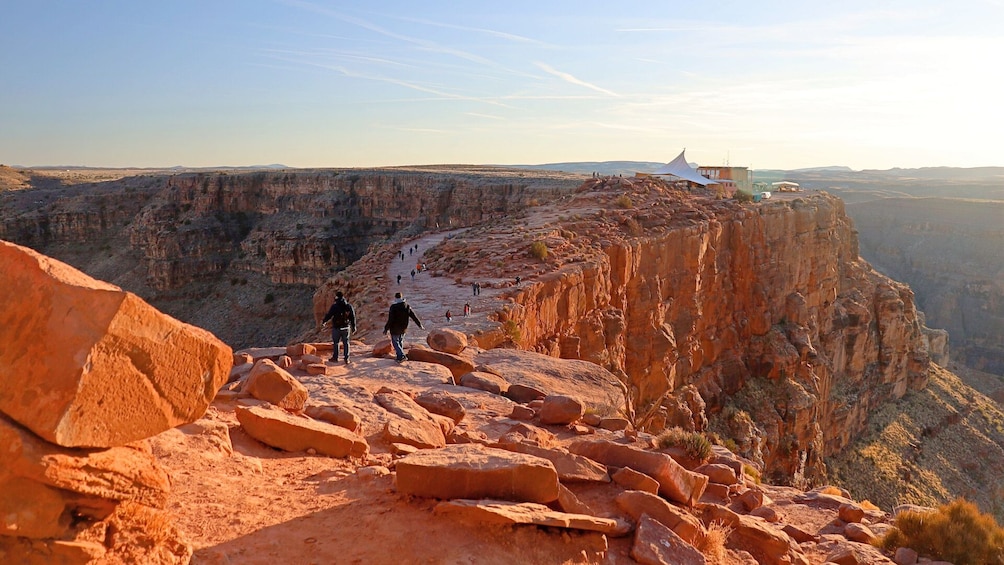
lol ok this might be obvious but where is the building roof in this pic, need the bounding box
[649,150,715,186]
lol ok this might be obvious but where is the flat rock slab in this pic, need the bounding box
[459,371,510,395]
[395,444,559,503]
[434,499,630,536]
[414,390,466,423]
[235,404,368,458]
[615,490,705,546]
[569,440,708,506]
[0,240,232,448]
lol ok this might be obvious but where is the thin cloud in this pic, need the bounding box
[396,16,546,45]
[534,62,619,97]
[465,112,505,120]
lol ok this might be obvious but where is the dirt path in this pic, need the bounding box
[382,229,516,345]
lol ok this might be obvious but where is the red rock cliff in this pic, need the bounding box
[413,177,930,485]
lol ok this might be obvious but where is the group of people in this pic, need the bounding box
[322,242,503,365]
[322,290,423,363]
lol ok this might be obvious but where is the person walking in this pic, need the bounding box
[411,269,416,280]
[383,292,423,362]
[463,302,471,317]
[397,274,402,285]
[445,309,452,323]
[321,291,356,364]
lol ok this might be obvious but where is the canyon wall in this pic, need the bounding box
[0,168,580,348]
[417,178,931,485]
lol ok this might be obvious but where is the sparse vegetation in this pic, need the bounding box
[734,189,754,203]
[502,319,522,344]
[699,521,733,565]
[529,240,548,260]
[880,499,1004,565]
[614,194,633,208]
[656,427,712,461]
[742,464,762,484]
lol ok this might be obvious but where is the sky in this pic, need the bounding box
[2,0,1003,171]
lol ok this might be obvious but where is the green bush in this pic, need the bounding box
[656,427,712,461]
[529,240,548,260]
[880,499,1004,565]
[734,189,754,203]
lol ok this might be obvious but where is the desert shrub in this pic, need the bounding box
[614,194,633,208]
[742,464,762,484]
[656,427,712,461]
[734,189,754,203]
[623,217,643,236]
[529,240,548,260]
[502,320,522,344]
[699,521,733,565]
[880,499,1004,565]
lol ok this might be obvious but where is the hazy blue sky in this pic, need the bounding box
[2,1,1002,170]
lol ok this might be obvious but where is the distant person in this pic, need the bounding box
[383,292,424,362]
[474,282,481,296]
[445,309,452,322]
[321,291,356,364]
[463,302,471,317]
[409,247,413,256]
[411,269,416,280]
[471,282,477,296]
[515,276,521,286]
[397,274,402,285]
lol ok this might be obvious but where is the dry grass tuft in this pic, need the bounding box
[880,499,1004,565]
[699,520,733,564]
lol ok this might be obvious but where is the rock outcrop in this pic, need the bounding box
[401,179,931,484]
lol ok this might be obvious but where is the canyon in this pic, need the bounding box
[2,165,1002,563]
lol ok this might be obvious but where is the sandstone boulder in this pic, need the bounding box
[407,348,476,378]
[695,463,739,485]
[612,467,659,494]
[615,490,705,546]
[511,405,535,420]
[414,390,466,423]
[426,328,468,354]
[243,358,309,410]
[459,371,510,395]
[372,339,394,357]
[286,343,316,357]
[843,522,878,544]
[395,444,559,503]
[504,383,547,403]
[434,499,629,536]
[495,440,609,483]
[631,514,707,565]
[0,240,232,448]
[304,405,361,433]
[599,417,631,431]
[539,394,584,425]
[569,440,708,506]
[235,404,368,458]
[385,418,446,450]
[557,484,595,515]
[838,502,865,523]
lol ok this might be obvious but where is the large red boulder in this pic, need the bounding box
[0,240,232,448]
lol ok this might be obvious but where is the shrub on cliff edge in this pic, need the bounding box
[529,240,548,260]
[656,427,712,461]
[880,499,1004,565]
[734,189,754,203]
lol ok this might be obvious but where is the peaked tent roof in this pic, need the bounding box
[650,150,715,186]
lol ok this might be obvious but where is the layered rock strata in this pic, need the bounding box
[398,177,932,485]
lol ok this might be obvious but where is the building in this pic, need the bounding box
[771,181,801,192]
[696,166,752,193]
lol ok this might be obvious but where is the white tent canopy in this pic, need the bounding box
[650,150,715,186]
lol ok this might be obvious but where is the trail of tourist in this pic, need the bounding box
[385,228,510,345]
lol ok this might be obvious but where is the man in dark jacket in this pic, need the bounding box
[322,291,356,363]
[383,292,423,362]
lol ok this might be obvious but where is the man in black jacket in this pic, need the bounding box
[383,292,423,362]
[322,291,356,363]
